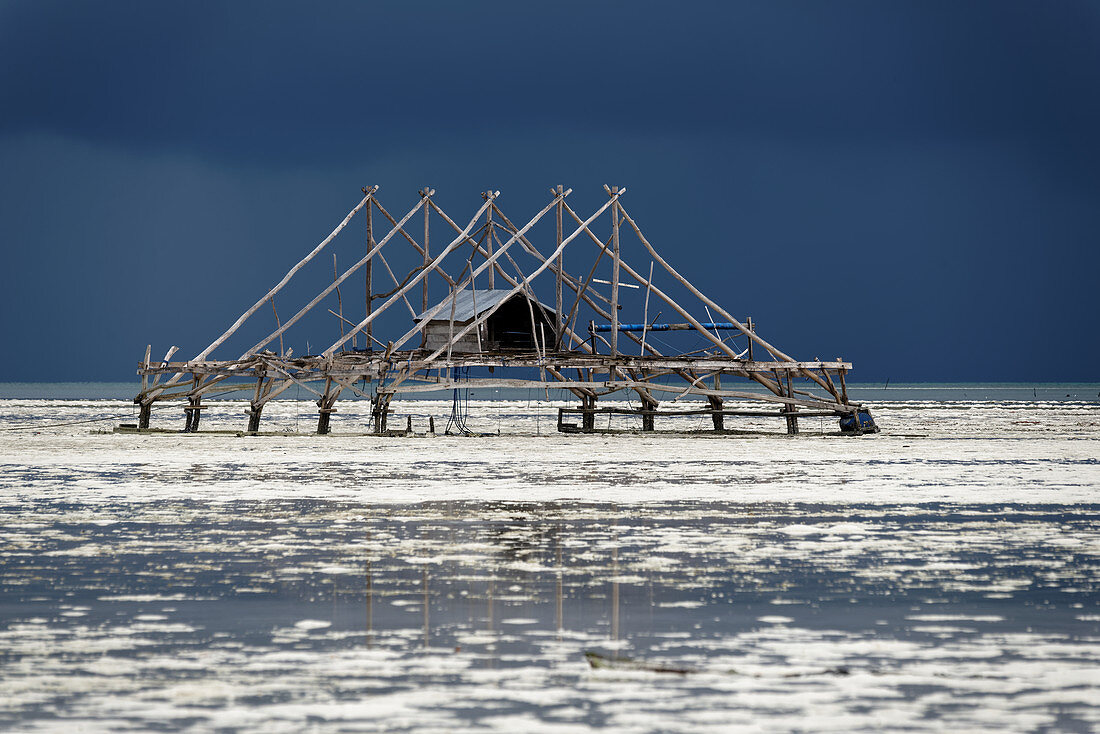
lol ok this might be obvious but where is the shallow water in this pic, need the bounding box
[1,396,1098,732]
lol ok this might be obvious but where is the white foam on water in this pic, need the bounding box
[0,397,1098,732]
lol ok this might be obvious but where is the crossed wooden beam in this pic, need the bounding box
[134,186,873,435]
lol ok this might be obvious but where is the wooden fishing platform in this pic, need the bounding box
[132,185,878,436]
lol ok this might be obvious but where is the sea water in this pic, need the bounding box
[0,384,1098,732]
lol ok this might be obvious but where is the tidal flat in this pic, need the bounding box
[1,395,1098,732]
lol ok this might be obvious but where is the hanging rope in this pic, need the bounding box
[445,366,473,435]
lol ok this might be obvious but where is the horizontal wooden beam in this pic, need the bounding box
[139,356,852,376]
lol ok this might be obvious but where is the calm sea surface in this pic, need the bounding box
[0,384,1098,732]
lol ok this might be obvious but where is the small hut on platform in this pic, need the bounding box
[129,185,878,436]
[416,289,555,354]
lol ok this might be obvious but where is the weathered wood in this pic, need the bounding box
[640,261,654,356]
[133,185,873,439]
[782,370,799,434]
[555,185,564,349]
[197,187,377,361]
[378,191,570,358]
[138,402,152,429]
[249,196,424,357]
[141,355,854,379]
[365,199,374,349]
[141,345,151,392]
[563,200,784,397]
[421,188,432,313]
[418,191,621,365]
[428,200,510,286]
[609,186,621,357]
[333,254,344,344]
[324,196,496,356]
[618,204,836,396]
[485,192,494,289]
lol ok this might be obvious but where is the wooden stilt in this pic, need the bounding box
[184,396,202,432]
[317,379,341,435]
[138,401,152,429]
[247,373,266,433]
[582,394,597,433]
[372,393,392,434]
[132,185,874,440]
[641,394,658,431]
[783,370,799,435]
[709,372,724,430]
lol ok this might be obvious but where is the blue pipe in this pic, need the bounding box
[590,322,737,333]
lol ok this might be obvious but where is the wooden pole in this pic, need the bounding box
[333,254,344,345]
[365,200,374,350]
[610,186,620,357]
[422,189,431,313]
[709,372,724,430]
[555,184,564,350]
[323,196,496,357]
[373,198,457,286]
[141,345,151,393]
[372,190,573,360]
[618,203,835,396]
[485,192,495,289]
[415,191,617,366]
[563,201,785,397]
[640,261,653,356]
[247,371,266,432]
[248,196,426,358]
[195,187,376,361]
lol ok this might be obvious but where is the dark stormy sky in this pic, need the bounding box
[1,1,1098,382]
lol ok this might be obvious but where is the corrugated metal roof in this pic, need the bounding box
[414,289,553,322]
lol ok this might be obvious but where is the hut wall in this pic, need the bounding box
[423,319,485,353]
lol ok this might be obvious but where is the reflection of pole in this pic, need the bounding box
[487,577,494,631]
[556,540,564,638]
[611,546,620,641]
[423,567,430,650]
[366,554,373,650]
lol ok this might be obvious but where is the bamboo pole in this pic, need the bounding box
[421,188,432,313]
[485,192,495,289]
[417,191,622,365]
[195,187,377,361]
[640,261,653,356]
[365,199,374,349]
[489,205,742,409]
[373,198,456,286]
[141,345,151,393]
[333,254,344,345]
[249,196,434,358]
[381,378,844,411]
[428,200,509,285]
[617,203,835,396]
[555,184,564,350]
[322,195,497,356]
[562,201,784,395]
[373,190,571,358]
[609,186,620,357]
[374,249,419,318]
